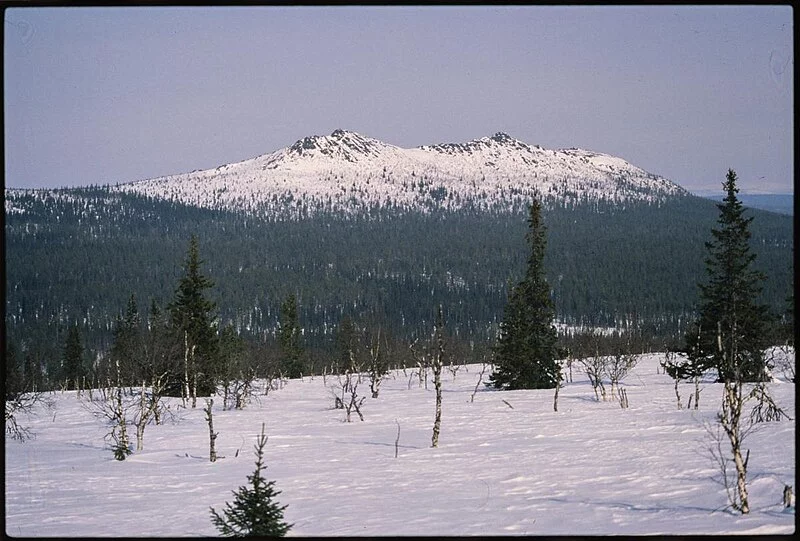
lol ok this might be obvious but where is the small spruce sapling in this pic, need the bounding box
[210,423,292,537]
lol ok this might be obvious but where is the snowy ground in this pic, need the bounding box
[5,351,796,537]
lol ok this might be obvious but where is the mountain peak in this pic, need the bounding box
[286,129,382,162]
[330,128,357,139]
[489,132,514,144]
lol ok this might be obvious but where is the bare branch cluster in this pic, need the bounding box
[83,367,171,459]
[331,366,366,422]
[578,355,607,401]
[747,382,791,423]
[769,346,795,383]
[604,352,638,400]
[5,390,51,442]
[219,367,259,411]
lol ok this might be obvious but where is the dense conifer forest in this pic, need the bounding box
[4,186,793,383]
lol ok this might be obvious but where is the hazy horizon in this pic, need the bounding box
[4,6,794,194]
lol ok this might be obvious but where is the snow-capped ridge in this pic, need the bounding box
[110,130,690,218]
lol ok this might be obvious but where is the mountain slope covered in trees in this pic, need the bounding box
[5,185,793,377]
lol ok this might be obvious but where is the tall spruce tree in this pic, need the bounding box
[145,299,172,371]
[109,294,143,385]
[489,200,560,390]
[61,324,85,390]
[278,294,304,378]
[167,235,220,397]
[24,350,43,393]
[210,423,292,537]
[335,315,359,372]
[685,169,773,382]
[5,339,24,399]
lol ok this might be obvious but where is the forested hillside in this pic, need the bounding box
[702,193,793,216]
[5,186,793,374]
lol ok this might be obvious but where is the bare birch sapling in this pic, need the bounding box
[205,399,218,462]
[431,307,445,448]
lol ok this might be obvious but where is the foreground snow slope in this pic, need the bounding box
[5,352,795,536]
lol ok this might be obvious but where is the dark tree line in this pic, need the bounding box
[5,186,793,376]
[40,235,444,403]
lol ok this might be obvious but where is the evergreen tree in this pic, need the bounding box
[23,350,43,392]
[489,200,560,390]
[5,339,24,399]
[210,424,292,537]
[61,324,85,389]
[685,169,773,382]
[335,315,359,372]
[218,325,246,378]
[110,294,143,385]
[277,294,304,378]
[167,235,221,397]
[142,298,178,389]
[218,325,252,409]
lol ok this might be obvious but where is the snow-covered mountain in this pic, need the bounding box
[111,130,689,217]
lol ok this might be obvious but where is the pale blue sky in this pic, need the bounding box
[4,5,794,193]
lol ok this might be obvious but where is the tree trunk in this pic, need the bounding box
[732,445,750,514]
[431,317,445,448]
[205,399,217,462]
[432,362,442,447]
[136,421,145,452]
[470,362,487,403]
[183,331,190,408]
[394,419,401,458]
[151,373,166,425]
[553,381,560,412]
[115,384,130,456]
[724,381,749,513]
[191,371,197,409]
[136,381,146,451]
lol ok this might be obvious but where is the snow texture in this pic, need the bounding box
[5,350,795,536]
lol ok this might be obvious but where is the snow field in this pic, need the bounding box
[4,352,795,536]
